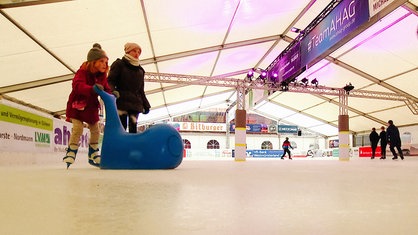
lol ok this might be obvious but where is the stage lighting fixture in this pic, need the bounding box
[343,83,354,94]
[269,72,278,83]
[311,78,318,87]
[260,70,267,79]
[301,77,309,86]
[280,81,289,91]
[247,69,254,78]
[291,27,301,33]
[246,69,254,82]
[256,75,266,85]
[291,27,305,34]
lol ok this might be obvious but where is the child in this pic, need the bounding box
[63,43,114,168]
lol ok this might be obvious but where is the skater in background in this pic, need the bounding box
[379,126,387,159]
[63,43,117,168]
[108,42,151,133]
[386,120,404,160]
[281,137,293,160]
[369,127,380,159]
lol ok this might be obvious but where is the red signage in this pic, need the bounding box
[359,146,382,157]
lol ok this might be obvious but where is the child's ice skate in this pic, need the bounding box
[88,144,101,167]
[63,145,78,169]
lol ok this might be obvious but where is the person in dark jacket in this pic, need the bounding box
[379,126,387,159]
[108,42,151,133]
[64,43,115,168]
[386,120,404,160]
[369,127,380,159]
[281,137,293,160]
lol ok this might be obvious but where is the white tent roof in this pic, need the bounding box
[1,0,417,137]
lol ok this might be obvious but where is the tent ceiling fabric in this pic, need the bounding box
[1,0,417,137]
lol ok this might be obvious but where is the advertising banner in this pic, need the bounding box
[246,149,283,158]
[329,139,339,148]
[359,146,382,157]
[0,100,89,155]
[169,122,271,133]
[278,125,298,134]
[278,42,302,82]
[1,102,53,153]
[301,0,370,66]
[268,124,277,133]
[170,122,226,132]
[52,119,90,155]
[0,103,53,131]
[368,0,395,17]
[230,123,268,133]
[0,119,52,153]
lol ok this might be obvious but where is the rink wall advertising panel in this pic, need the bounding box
[246,150,283,158]
[359,146,382,157]
[0,100,89,154]
[0,103,52,131]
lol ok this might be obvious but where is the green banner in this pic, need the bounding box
[0,104,53,131]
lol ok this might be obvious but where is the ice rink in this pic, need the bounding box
[1,155,418,235]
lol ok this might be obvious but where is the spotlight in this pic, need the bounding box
[256,75,266,85]
[291,27,301,33]
[246,69,254,81]
[260,70,267,79]
[247,69,254,78]
[280,81,289,91]
[301,77,309,86]
[311,78,318,87]
[291,27,305,34]
[269,72,278,82]
[343,83,354,94]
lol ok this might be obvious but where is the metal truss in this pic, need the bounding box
[146,72,410,101]
[145,72,238,87]
[286,84,408,102]
[145,72,417,114]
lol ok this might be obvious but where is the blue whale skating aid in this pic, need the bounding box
[94,85,184,169]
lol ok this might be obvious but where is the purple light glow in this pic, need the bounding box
[261,70,267,78]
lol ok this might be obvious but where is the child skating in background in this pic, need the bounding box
[63,43,118,168]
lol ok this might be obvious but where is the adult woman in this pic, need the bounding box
[108,42,151,133]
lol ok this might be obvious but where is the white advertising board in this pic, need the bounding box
[0,99,89,156]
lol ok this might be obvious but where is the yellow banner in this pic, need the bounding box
[0,104,53,131]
